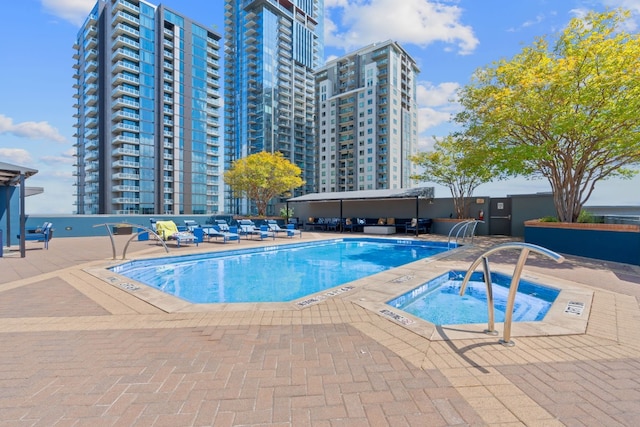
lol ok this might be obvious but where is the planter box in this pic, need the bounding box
[432,218,473,236]
[524,220,640,265]
[113,225,133,235]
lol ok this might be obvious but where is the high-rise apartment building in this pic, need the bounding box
[315,40,419,192]
[73,0,222,215]
[224,0,324,215]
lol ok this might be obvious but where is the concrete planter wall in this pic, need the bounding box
[432,218,472,236]
[524,220,640,265]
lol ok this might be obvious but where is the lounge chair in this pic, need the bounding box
[215,219,231,232]
[238,219,266,239]
[17,222,53,249]
[200,224,240,243]
[266,220,287,235]
[184,220,200,232]
[286,223,302,238]
[154,220,196,247]
[267,220,302,238]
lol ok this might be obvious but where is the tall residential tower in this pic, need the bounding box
[315,40,419,192]
[73,0,222,215]
[224,0,324,215]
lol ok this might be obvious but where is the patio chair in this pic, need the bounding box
[154,220,196,247]
[17,222,53,249]
[286,223,302,238]
[405,218,432,235]
[266,219,288,236]
[238,219,264,239]
[184,220,200,232]
[215,219,231,232]
[201,224,240,243]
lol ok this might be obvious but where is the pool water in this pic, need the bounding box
[387,270,560,325]
[111,238,451,303]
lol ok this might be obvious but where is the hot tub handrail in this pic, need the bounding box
[458,242,564,346]
[92,223,169,260]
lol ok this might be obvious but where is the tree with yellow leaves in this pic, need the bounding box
[224,151,304,216]
[456,10,640,222]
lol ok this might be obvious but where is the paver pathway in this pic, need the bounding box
[0,234,639,426]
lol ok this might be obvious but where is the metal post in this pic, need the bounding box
[482,256,498,335]
[415,196,419,236]
[19,174,26,258]
[500,248,531,346]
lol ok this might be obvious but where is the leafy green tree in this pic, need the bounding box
[411,135,497,219]
[224,151,304,216]
[455,10,640,222]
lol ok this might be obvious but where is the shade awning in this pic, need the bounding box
[286,187,434,202]
[0,161,38,186]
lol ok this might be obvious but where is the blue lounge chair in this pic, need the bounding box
[184,220,200,232]
[266,220,301,238]
[286,223,302,238]
[238,219,265,239]
[155,220,196,247]
[201,224,240,243]
[17,222,53,249]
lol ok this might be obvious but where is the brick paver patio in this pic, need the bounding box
[1,233,639,426]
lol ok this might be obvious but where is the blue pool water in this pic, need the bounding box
[111,238,452,303]
[387,270,560,325]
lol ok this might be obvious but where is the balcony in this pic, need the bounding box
[112,147,139,157]
[112,122,140,133]
[112,11,140,27]
[113,197,141,204]
[113,72,139,85]
[84,60,98,73]
[113,134,140,145]
[112,185,140,193]
[112,84,140,98]
[113,160,140,168]
[112,47,140,61]
[113,35,140,49]
[112,59,139,73]
[113,0,140,14]
[113,97,139,108]
[113,173,140,180]
[112,23,139,37]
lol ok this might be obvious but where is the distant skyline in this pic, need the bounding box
[1,0,639,214]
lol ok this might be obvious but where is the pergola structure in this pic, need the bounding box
[286,187,435,233]
[0,161,38,257]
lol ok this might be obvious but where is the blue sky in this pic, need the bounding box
[1,0,639,214]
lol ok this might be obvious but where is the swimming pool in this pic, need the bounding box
[387,270,560,325]
[111,238,453,303]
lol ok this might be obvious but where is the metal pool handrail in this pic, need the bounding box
[93,223,169,260]
[458,242,565,346]
[447,219,483,248]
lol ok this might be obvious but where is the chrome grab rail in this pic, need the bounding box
[447,219,483,248]
[458,242,564,346]
[93,223,169,260]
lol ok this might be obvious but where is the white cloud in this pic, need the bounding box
[417,81,459,107]
[41,0,94,26]
[415,82,460,133]
[0,148,33,165]
[326,0,478,55]
[0,114,67,143]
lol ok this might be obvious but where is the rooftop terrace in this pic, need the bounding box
[1,232,639,425]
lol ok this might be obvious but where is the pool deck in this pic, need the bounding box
[1,232,639,426]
